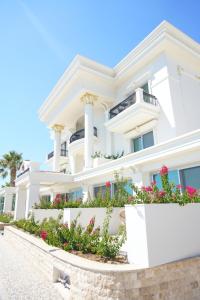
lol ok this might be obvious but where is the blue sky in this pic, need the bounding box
[0,0,199,172]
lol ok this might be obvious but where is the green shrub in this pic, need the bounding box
[0,213,13,223]
[14,209,125,260]
[132,165,200,205]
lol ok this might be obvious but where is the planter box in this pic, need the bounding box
[63,207,123,234]
[125,204,200,268]
[31,209,63,223]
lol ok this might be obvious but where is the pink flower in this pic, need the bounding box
[89,217,95,225]
[186,186,197,197]
[151,181,156,186]
[145,186,153,192]
[160,165,168,176]
[176,184,183,190]
[159,191,166,198]
[105,181,111,188]
[40,230,48,240]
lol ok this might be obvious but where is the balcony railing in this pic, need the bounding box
[47,149,68,160]
[109,90,158,119]
[143,91,158,106]
[17,168,30,178]
[109,93,136,119]
[48,151,54,160]
[69,127,97,144]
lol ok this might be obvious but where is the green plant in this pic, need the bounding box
[131,165,200,206]
[0,151,23,187]
[14,211,125,260]
[91,151,102,159]
[0,213,13,223]
[96,207,126,258]
[104,151,124,160]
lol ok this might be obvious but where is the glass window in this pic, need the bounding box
[180,166,200,189]
[133,136,142,152]
[143,131,154,149]
[153,170,180,190]
[0,196,4,212]
[68,188,83,201]
[94,185,107,198]
[132,131,154,153]
[141,82,149,93]
[12,194,16,211]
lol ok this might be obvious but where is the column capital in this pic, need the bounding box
[52,124,64,132]
[81,92,98,105]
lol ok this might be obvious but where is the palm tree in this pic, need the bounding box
[0,151,23,187]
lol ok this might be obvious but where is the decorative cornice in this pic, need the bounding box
[52,124,64,132]
[81,93,98,105]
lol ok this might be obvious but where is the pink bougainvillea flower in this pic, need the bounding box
[159,191,166,197]
[89,217,95,225]
[105,181,111,188]
[40,230,48,241]
[186,186,197,197]
[176,184,183,189]
[145,186,153,192]
[160,165,168,176]
[151,181,156,186]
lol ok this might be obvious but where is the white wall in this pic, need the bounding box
[126,204,200,267]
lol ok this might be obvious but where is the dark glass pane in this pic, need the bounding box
[153,170,179,190]
[143,131,154,149]
[133,136,142,152]
[141,82,149,93]
[180,166,200,189]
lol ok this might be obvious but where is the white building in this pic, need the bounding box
[14,21,200,219]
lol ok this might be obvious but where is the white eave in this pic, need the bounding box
[38,55,115,122]
[38,20,200,124]
[114,21,200,79]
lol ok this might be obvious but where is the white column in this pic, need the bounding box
[14,187,26,220]
[52,124,64,172]
[25,184,40,219]
[3,193,13,213]
[81,93,98,169]
[68,152,76,174]
[105,110,112,155]
[135,88,144,103]
[82,184,93,203]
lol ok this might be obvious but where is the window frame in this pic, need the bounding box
[132,130,154,153]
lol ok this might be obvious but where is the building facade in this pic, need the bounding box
[14,21,200,219]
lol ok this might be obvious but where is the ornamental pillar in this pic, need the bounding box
[52,124,64,172]
[3,192,13,213]
[14,186,26,220]
[81,93,98,169]
[25,183,40,219]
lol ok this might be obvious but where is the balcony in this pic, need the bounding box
[47,149,68,161]
[68,127,98,155]
[69,127,97,144]
[105,88,160,134]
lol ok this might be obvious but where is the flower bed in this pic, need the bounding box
[14,207,126,261]
[0,213,13,223]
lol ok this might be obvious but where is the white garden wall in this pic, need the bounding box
[63,207,123,235]
[125,204,200,268]
[31,209,63,223]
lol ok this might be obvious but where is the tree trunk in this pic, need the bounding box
[10,167,16,187]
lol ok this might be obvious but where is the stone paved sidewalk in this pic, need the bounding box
[0,233,63,300]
